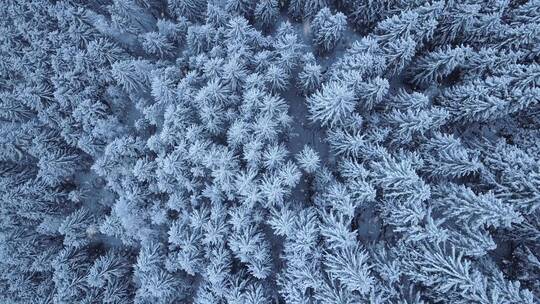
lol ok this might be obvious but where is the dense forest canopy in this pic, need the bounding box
[1,0,539,303]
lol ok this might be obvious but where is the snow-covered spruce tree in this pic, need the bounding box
[297,59,323,95]
[255,0,279,30]
[296,145,321,174]
[307,81,356,127]
[168,0,207,21]
[407,45,471,86]
[311,7,347,53]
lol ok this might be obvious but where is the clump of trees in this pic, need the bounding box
[1,0,539,303]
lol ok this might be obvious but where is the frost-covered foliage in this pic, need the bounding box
[1,0,539,303]
[311,8,347,53]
